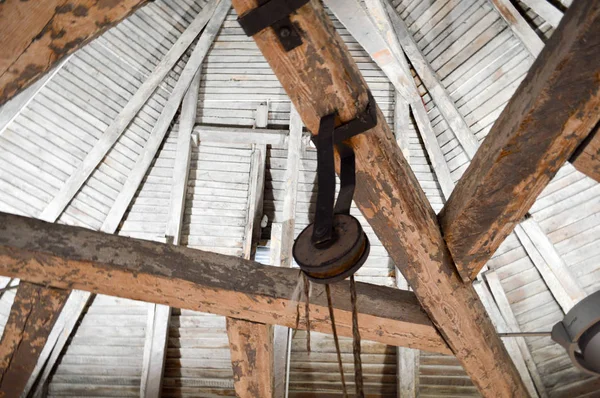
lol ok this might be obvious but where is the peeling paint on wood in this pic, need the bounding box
[229,0,527,396]
[226,318,273,398]
[0,281,69,397]
[0,0,147,105]
[0,212,449,354]
[439,1,600,282]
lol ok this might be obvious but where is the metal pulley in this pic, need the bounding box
[552,289,600,376]
[293,92,377,284]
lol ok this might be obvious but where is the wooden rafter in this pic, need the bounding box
[0,212,449,354]
[0,0,147,105]
[439,0,600,282]
[489,0,544,57]
[230,0,526,395]
[0,282,69,396]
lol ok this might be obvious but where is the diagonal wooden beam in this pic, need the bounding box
[489,0,544,57]
[0,212,450,354]
[0,282,69,396]
[38,2,218,223]
[230,1,526,396]
[570,122,600,182]
[520,0,563,28]
[0,0,147,105]
[439,0,600,282]
[101,0,230,232]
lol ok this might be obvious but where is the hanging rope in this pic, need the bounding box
[350,275,364,397]
[326,283,348,398]
[303,273,312,353]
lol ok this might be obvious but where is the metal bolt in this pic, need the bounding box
[279,26,291,38]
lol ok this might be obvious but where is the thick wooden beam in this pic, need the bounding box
[570,122,600,182]
[38,2,217,223]
[0,282,69,397]
[0,212,449,354]
[226,318,273,398]
[489,0,544,57]
[0,0,147,105]
[439,1,600,282]
[230,1,526,396]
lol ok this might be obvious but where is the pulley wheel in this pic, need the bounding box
[293,214,370,284]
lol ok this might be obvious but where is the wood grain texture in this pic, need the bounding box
[439,0,600,282]
[571,122,600,183]
[0,212,449,354]
[0,0,147,105]
[230,1,526,396]
[226,318,273,398]
[0,281,69,397]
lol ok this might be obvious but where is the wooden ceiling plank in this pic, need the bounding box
[0,212,449,354]
[0,0,147,105]
[229,0,526,395]
[376,0,481,159]
[570,122,600,183]
[101,0,230,233]
[520,0,563,28]
[474,279,546,398]
[0,282,69,397]
[38,1,218,224]
[439,1,600,282]
[489,0,544,57]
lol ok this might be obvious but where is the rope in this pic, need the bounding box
[350,275,364,397]
[303,273,311,353]
[326,283,348,398]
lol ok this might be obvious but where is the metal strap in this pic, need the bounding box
[237,0,309,51]
[311,92,378,246]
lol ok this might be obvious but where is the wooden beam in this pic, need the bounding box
[38,1,218,223]
[570,122,600,182]
[520,0,563,27]
[342,0,454,198]
[226,318,273,398]
[483,272,549,397]
[378,1,480,159]
[439,1,600,282]
[193,125,294,146]
[514,219,586,312]
[242,144,267,259]
[474,280,545,398]
[489,0,544,57]
[0,282,69,397]
[324,0,413,102]
[272,105,303,398]
[0,212,449,354]
[26,290,91,398]
[140,304,171,398]
[101,0,230,233]
[395,278,419,398]
[0,0,147,105]
[230,0,526,395]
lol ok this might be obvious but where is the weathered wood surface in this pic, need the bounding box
[489,0,544,57]
[38,2,217,223]
[226,318,273,398]
[0,212,449,354]
[570,122,600,183]
[439,1,600,282]
[0,0,147,105]
[230,0,526,396]
[0,282,69,397]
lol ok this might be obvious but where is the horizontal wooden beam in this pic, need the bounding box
[570,122,600,182]
[193,124,309,146]
[0,0,146,105]
[0,282,69,396]
[0,212,449,354]
[439,1,600,282]
[230,0,526,396]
